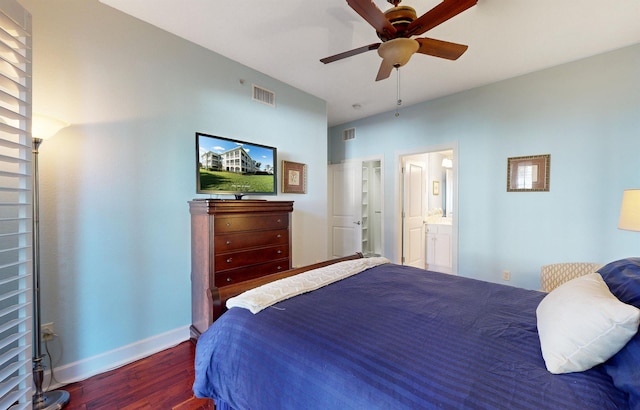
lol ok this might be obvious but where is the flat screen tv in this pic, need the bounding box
[196,132,277,199]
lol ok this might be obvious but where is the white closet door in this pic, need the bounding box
[328,162,362,258]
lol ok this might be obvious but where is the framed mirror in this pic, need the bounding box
[507,154,550,192]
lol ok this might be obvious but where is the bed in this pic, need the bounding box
[193,255,640,410]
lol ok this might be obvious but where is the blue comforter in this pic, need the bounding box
[194,264,628,409]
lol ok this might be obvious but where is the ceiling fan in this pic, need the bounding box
[320,0,478,81]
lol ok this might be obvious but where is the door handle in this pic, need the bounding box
[353,221,361,225]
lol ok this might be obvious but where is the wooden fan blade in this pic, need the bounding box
[347,0,397,36]
[416,38,468,60]
[406,0,477,37]
[375,59,394,81]
[320,43,381,64]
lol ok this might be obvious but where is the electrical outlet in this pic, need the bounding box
[502,270,511,281]
[41,322,55,341]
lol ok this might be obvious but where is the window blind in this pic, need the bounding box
[0,1,32,409]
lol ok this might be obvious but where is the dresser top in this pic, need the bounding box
[189,199,294,215]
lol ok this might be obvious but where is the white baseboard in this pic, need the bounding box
[46,325,191,388]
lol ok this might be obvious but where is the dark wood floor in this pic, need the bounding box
[61,341,214,409]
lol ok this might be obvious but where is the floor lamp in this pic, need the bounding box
[32,116,70,409]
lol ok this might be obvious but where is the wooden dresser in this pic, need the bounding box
[189,199,294,337]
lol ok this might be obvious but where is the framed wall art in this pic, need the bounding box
[282,160,307,194]
[432,180,440,195]
[507,154,550,192]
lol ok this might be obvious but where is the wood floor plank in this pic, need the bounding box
[62,341,214,409]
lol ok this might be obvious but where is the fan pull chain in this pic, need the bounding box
[395,67,402,117]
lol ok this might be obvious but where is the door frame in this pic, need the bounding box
[396,142,459,274]
[327,156,385,259]
[361,158,384,257]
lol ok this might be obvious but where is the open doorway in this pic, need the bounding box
[328,158,384,258]
[399,145,457,274]
[361,160,383,256]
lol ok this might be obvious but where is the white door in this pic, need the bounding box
[329,162,362,258]
[402,159,426,268]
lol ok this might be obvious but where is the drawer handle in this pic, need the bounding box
[226,240,232,245]
[277,266,282,270]
[277,250,282,254]
[276,234,282,238]
[277,218,282,223]
[226,258,233,263]
[226,222,231,227]
[226,277,231,282]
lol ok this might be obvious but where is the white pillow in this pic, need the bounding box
[536,272,640,374]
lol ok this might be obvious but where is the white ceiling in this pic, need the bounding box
[100,0,640,127]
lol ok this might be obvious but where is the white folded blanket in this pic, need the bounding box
[226,256,390,313]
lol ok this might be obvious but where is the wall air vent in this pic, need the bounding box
[252,84,276,107]
[342,127,356,141]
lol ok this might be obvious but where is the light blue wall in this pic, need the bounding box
[25,0,328,367]
[329,44,640,289]
[22,0,640,374]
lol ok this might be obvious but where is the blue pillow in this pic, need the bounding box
[604,332,640,410]
[598,257,640,308]
[599,258,640,410]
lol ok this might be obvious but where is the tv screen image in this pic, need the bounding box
[196,132,277,198]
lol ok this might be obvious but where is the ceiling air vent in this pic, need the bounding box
[342,127,356,141]
[252,84,276,107]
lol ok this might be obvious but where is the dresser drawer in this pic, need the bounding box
[215,258,290,286]
[214,229,289,252]
[215,244,290,271]
[214,213,289,233]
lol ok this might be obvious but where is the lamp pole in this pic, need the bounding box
[32,137,69,409]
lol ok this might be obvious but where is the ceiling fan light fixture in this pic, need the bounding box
[377,38,419,67]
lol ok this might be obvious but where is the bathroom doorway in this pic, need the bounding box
[399,145,457,274]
